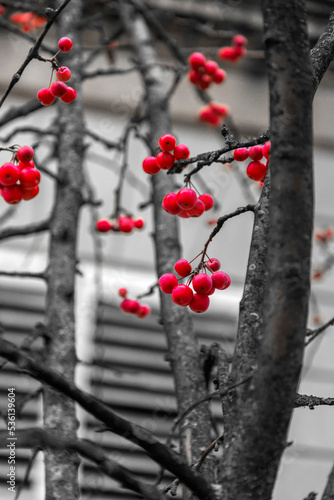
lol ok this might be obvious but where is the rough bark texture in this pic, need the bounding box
[219,1,314,498]
[43,1,84,499]
[120,1,214,476]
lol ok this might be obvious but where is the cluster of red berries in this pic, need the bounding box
[37,38,77,106]
[162,188,213,219]
[159,256,231,313]
[142,134,190,175]
[315,227,333,243]
[188,52,226,91]
[10,11,46,32]
[233,141,271,182]
[199,102,229,126]
[118,288,151,318]
[218,35,247,63]
[96,216,145,234]
[0,146,40,205]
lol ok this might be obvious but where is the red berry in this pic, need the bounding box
[232,34,247,47]
[58,37,73,52]
[37,88,56,106]
[96,219,113,232]
[217,46,240,62]
[156,151,175,170]
[188,70,202,85]
[204,60,218,75]
[162,193,181,215]
[143,156,160,175]
[60,87,77,103]
[212,271,231,290]
[127,300,141,314]
[118,287,128,298]
[118,216,134,233]
[19,168,40,190]
[187,198,205,217]
[198,193,214,211]
[246,161,267,181]
[248,145,263,161]
[198,74,211,90]
[233,148,249,161]
[176,188,197,210]
[211,68,226,84]
[136,305,151,318]
[0,163,20,186]
[22,185,39,201]
[158,273,178,294]
[172,285,193,307]
[177,209,191,219]
[120,299,132,313]
[17,145,34,162]
[210,102,229,117]
[134,218,145,229]
[192,273,213,295]
[174,259,192,278]
[263,141,271,159]
[159,134,176,152]
[50,81,68,98]
[189,293,210,313]
[188,52,206,70]
[206,258,221,272]
[56,66,71,82]
[18,160,34,170]
[1,185,23,204]
[174,144,190,160]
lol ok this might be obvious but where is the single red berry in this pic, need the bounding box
[233,148,249,161]
[262,141,271,159]
[118,216,134,233]
[58,36,73,52]
[204,60,218,75]
[232,34,248,47]
[162,193,181,215]
[37,88,56,106]
[246,161,267,181]
[0,163,20,186]
[211,68,226,84]
[198,107,212,122]
[120,299,132,313]
[206,258,221,272]
[127,300,141,314]
[189,293,210,313]
[156,151,175,170]
[187,198,205,217]
[188,52,206,70]
[96,219,113,232]
[192,273,213,295]
[212,271,231,290]
[17,145,34,162]
[136,305,151,318]
[60,87,77,103]
[176,188,197,210]
[22,185,39,201]
[56,66,71,82]
[172,285,193,307]
[198,74,211,90]
[158,273,178,294]
[18,160,34,170]
[1,185,23,204]
[174,144,190,160]
[159,134,176,152]
[118,287,128,298]
[209,102,229,117]
[207,113,221,126]
[174,259,192,278]
[248,145,263,161]
[19,168,40,189]
[143,156,160,175]
[188,70,202,85]
[177,209,191,218]
[50,81,68,98]
[134,218,145,229]
[198,193,214,211]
